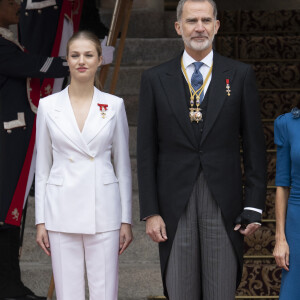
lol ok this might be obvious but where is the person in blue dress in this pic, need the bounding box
[273,106,300,300]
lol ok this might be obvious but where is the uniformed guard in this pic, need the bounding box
[0,0,69,299]
[19,0,113,76]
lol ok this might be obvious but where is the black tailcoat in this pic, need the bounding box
[137,52,267,296]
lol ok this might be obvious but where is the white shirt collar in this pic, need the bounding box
[182,49,214,69]
[0,27,23,50]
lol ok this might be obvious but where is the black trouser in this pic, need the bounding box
[0,226,31,298]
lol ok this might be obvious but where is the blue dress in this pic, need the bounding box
[274,112,300,300]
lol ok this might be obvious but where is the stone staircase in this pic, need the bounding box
[20,8,300,300]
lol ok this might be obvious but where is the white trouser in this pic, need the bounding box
[48,230,119,300]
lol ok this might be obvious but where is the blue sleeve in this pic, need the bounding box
[274,114,291,187]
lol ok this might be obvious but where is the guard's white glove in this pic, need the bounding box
[101,36,115,65]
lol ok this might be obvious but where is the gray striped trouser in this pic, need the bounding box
[165,172,237,300]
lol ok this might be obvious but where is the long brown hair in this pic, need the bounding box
[66,30,103,90]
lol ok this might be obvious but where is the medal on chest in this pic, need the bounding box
[97,103,108,119]
[226,79,231,96]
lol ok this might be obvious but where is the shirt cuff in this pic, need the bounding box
[244,207,263,214]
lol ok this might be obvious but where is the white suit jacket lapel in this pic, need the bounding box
[47,87,92,157]
[82,88,115,145]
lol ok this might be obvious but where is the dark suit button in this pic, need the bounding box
[199,150,203,154]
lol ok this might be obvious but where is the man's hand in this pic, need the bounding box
[273,239,290,271]
[119,223,133,255]
[146,215,168,243]
[234,222,261,236]
[234,210,261,236]
[36,223,50,256]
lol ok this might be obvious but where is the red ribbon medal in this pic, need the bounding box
[97,104,108,119]
[226,79,231,96]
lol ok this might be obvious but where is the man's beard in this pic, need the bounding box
[182,34,214,52]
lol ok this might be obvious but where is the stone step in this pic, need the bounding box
[117,36,300,66]
[100,10,300,38]
[124,95,139,126]
[101,11,166,38]
[106,63,300,96]
[118,38,183,66]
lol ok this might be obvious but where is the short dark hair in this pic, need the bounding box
[177,0,218,21]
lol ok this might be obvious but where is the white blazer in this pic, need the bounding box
[35,86,132,234]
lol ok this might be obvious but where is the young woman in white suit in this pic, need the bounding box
[35,31,133,300]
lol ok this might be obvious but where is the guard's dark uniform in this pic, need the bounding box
[19,0,63,56]
[0,29,69,298]
[19,0,108,56]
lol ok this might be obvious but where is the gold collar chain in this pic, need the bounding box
[181,57,213,123]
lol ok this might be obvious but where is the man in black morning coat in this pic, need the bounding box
[137,0,267,299]
[0,0,69,299]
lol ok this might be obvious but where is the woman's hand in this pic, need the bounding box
[36,223,51,256]
[273,239,290,271]
[119,223,133,255]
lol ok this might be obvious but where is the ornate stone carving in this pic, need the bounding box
[260,91,300,119]
[237,262,281,296]
[253,62,300,89]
